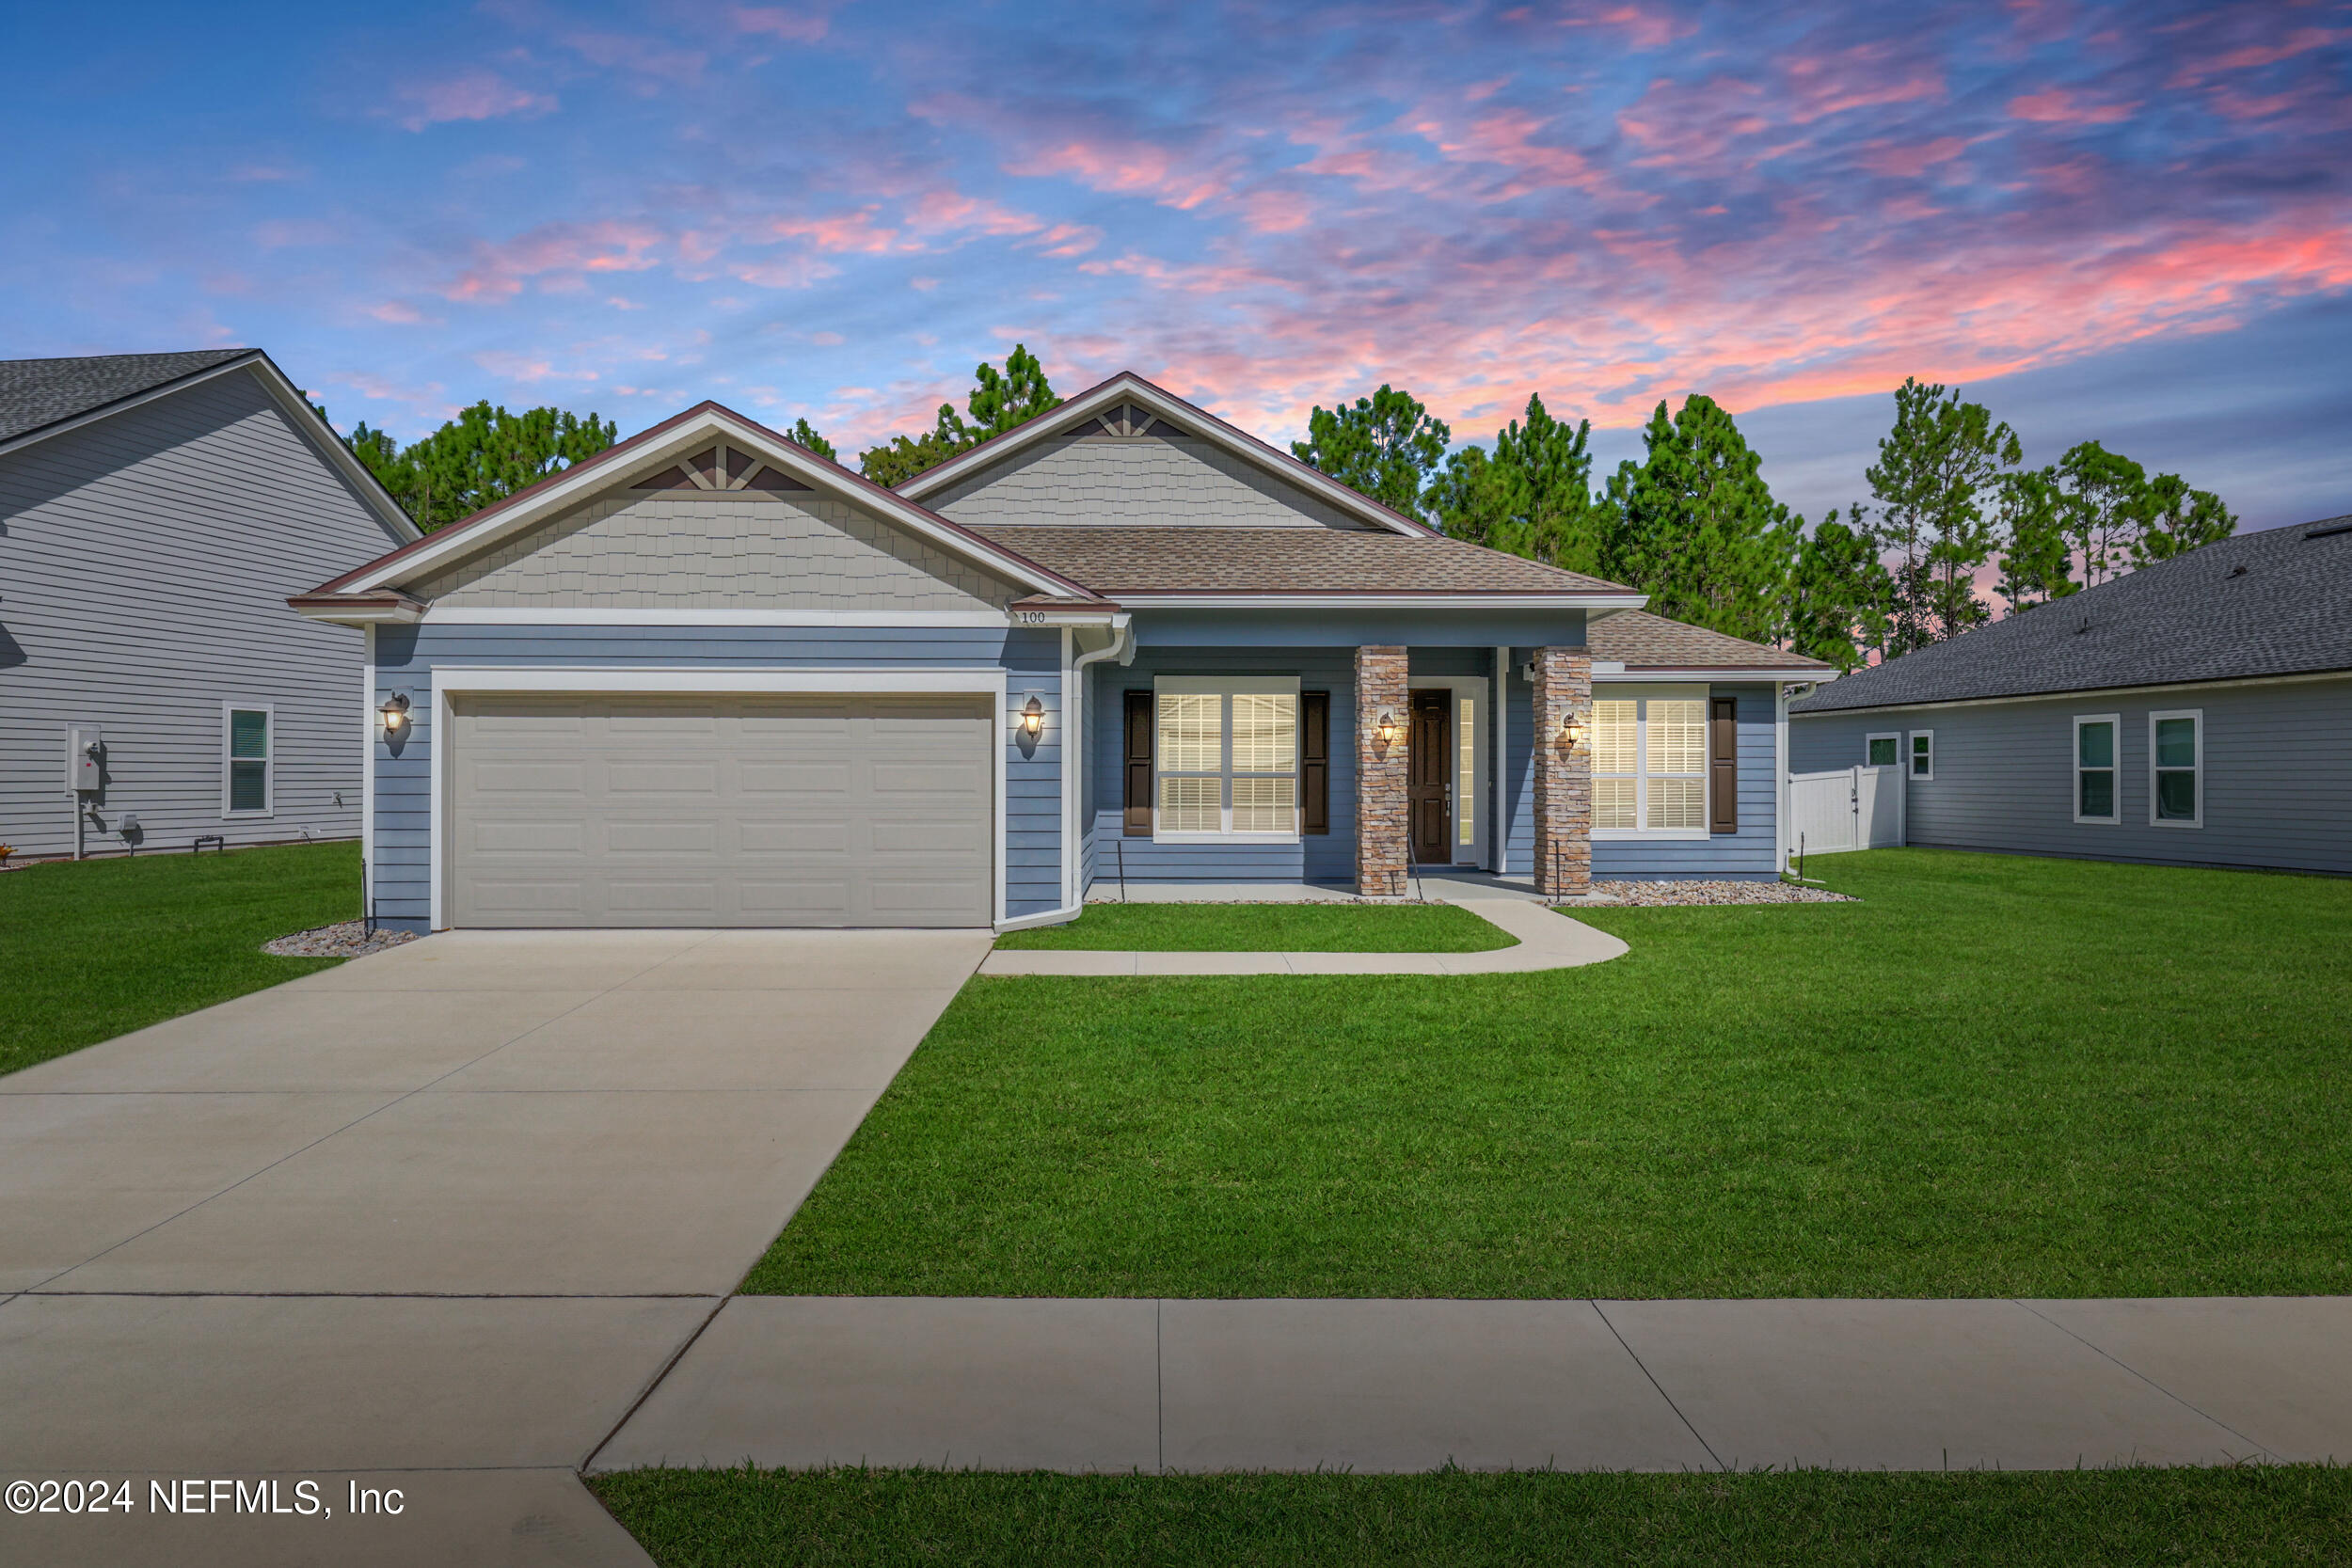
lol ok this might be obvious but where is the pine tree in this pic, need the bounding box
[1865,378,2018,650]
[786,418,836,463]
[859,344,1063,485]
[2053,440,2152,587]
[1424,394,1611,573]
[320,402,616,531]
[1993,467,2074,613]
[2135,473,2236,563]
[1291,385,1452,520]
[1783,504,1892,673]
[1598,395,1797,643]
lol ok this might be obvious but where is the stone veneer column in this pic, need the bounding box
[1532,646,1594,896]
[1355,645,1409,897]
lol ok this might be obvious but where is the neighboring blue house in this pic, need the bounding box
[294,374,1828,931]
[1789,518,2352,876]
[0,350,416,861]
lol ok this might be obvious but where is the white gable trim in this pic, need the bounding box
[896,372,1438,537]
[342,405,1081,598]
[0,353,421,542]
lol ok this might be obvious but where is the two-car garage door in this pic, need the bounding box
[448,692,993,927]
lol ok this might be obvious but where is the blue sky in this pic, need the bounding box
[4,0,2346,529]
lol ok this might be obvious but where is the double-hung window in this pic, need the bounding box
[2150,710,2201,828]
[223,705,273,816]
[1154,677,1298,839]
[1591,687,1708,837]
[1908,730,1934,780]
[2074,715,2120,823]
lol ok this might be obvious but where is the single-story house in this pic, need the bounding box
[292,374,1830,931]
[0,350,417,860]
[1789,517,2352,876]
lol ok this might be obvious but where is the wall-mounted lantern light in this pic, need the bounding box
[1375,711,1398,745]
[1019,695,1045,736]
[1559,712,1585,749]
[380,693,411,736]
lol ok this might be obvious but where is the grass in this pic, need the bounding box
[0,841,358,1077]
[993,901,1516,952]
[746,849,2352,1300]
[588,1464,2352,1567]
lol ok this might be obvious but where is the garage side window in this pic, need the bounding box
[1154,677,1299,839]
[224,705,272,816]
[1908,730,1934,780]
[1867,733,1899,767]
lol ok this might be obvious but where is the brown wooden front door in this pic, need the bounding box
[1408,689,1450,864]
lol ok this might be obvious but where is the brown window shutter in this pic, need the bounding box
[1301,690,1330,834]
[1709,696,1739,834]
[1123,691,1153,835]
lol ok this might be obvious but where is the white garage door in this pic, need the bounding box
[448,692,994,928]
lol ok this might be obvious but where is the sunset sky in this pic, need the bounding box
[5,0,2346,529]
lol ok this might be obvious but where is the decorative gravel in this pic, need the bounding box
[262,920,421,958]
[1589,879,1856,907]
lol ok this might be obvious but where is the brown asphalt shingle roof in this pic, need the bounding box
[1587,610,1832,672]
[965,525,1636,595]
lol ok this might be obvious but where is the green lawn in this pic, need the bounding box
[747,850,2352,1299]
[0,842,358,1077]
[589,1465,2352,1567]
[994,901,1515,952]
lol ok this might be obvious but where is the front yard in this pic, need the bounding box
[749,849,2352,1300]
[996,900,1515,951]
[0,842,357,1077]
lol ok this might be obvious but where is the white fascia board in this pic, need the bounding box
[1117,594,1647,610]
[293,604,424,626]
[426,666,1010,696]
[1598,667,1830,683]
[898,373,1437,538]
[1788,666,2352,718]
[347,407,1075,598]
[421,606,1015,627]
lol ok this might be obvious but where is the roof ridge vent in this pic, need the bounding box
[2303,518,2352,540]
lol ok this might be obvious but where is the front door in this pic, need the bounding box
[1408,689,1450,865]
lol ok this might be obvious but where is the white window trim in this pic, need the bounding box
[2073,713,2121,825]
[221,702,276,818]
[1907,729,1935,782]
[1591,683,1710,842]
[2149,708,2203,829]
[1866,731,1900,768]
[1152,674,1302,844]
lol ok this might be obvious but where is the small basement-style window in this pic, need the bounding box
[2074,715,2120,824]
[1908,730,1934,780]
[1153,676,1299,839]
[223,705,273,816]
[1592,687,1708,838]
[1867,733,1899,768]
[2151,710,2202,828]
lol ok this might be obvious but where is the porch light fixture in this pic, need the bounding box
[1375,711,1398,744]
[1559,712,1585,749]
[1019,695,1045,736]
[379,693,411,735]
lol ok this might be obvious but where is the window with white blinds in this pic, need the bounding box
[1154,677,1300,838]
[1590,688,1709,836]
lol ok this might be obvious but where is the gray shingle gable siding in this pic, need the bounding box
[1791,522,2352,714]
[928,429,1378,531]
[0,364,410,857]
[409,483,1022,610]
[0,350,257,444]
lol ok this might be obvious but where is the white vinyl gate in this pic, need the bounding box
[1788,765,1904,858]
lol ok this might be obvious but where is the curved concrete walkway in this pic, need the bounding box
[978,898,1628,977]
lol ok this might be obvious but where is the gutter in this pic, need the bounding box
[1037,611,1136,923]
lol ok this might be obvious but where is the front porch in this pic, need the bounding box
[1079,641,1596,901]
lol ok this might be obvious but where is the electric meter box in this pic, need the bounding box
[67,725,103,791]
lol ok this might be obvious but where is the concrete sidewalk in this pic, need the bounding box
[594,1293,2352,1475]
[980,898,1629,977]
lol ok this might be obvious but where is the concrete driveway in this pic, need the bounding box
[0,927,990,1566]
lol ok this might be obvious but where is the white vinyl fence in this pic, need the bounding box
[1788,765,1904,860]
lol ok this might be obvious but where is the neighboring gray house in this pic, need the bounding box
[293,374,1827,933]
[1790,519,2352,875]
[0,350,417,860]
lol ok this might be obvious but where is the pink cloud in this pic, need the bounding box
[391,71,556,133]
[1857,135,1970,178]
[2169,26,2346,87]
[2009,87,2137,124]
[770,208,912,254]
[443,221,664,302]
[1562,4,1696,49]
[732,6,828,42]
[366,300,430,325]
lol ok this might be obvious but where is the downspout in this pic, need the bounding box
[1492,644,1511,875]
[1774,680,1789,878]
[1017,613,1132,928]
